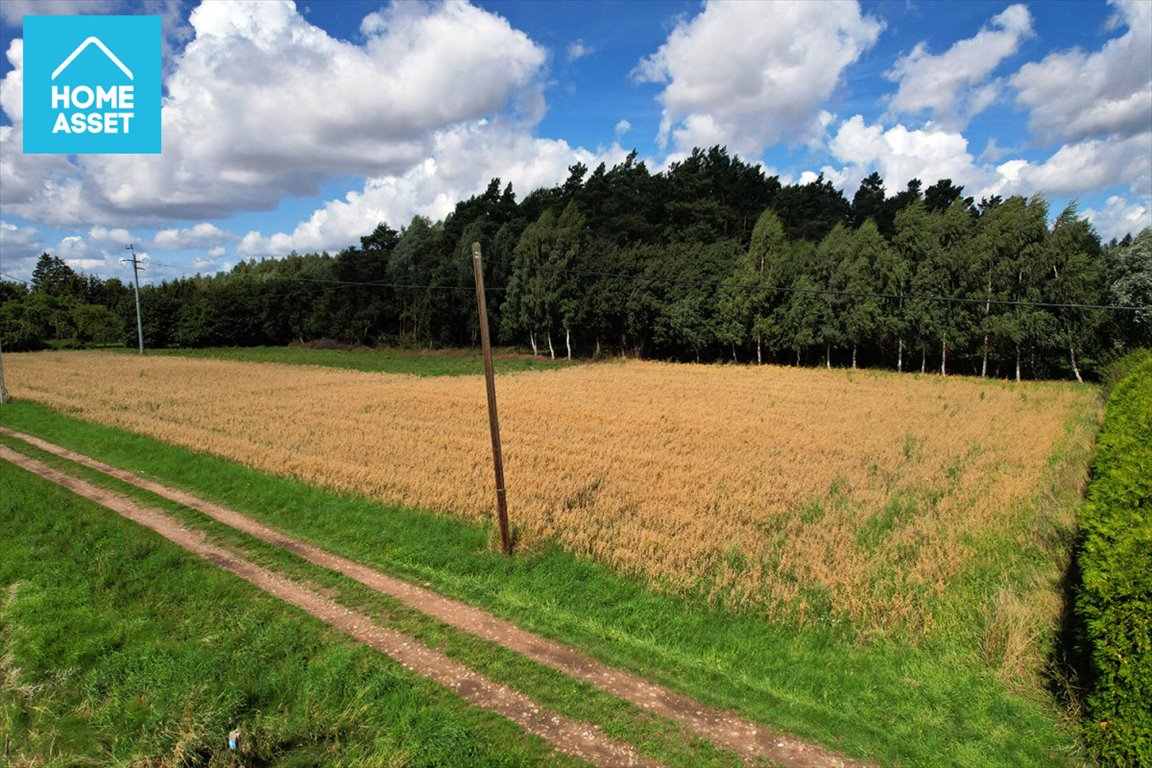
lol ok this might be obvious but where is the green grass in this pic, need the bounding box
[118,345,575,376]
[0,400,1093,767]
[1,435,748,768]
[0,461,585,768]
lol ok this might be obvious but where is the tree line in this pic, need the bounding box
[2,146,1149,380]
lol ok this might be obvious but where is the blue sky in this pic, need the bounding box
[1,0,1149,286]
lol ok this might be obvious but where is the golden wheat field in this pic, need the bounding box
[6,351,1098,636]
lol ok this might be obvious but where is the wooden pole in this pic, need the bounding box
[0,337,9,405]
[471,242,511,554]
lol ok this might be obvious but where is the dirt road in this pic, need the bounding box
[1,427,870,768]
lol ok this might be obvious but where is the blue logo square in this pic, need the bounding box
[23,15,161,154]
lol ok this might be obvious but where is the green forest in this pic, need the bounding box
[3,146,1150,380]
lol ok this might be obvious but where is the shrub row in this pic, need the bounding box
[1078,350,1152,766]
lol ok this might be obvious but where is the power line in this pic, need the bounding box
[143,258,1133,313]
[258,275,497,292]
[103,260,483,293]
[9,254,1142,312]
[64,265,500,295]
[135,272,501,293]
[493,259,1149,314]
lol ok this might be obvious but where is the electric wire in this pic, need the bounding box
[7,255,1144,311]
[488,258,1150,313]
[124,260,1151,312]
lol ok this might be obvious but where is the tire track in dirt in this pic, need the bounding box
[0,444,662,768]
[0,427,872,768]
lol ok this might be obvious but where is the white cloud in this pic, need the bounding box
[826,115,991,194]
[53,234,112,272]
[0,219,41,249]
[0,41,81,211]
[979,137,1010,163]
[614,119,632,139]
[0,0,549,225]
[797,170,821,186]
[633,0,882,156]
[0,0,118,26]
[567,39,592,63]
[55,235,90,257]
[87,226,135,246]
[1,0,195,65]
[0,225,177,284]
[1012,0,1152,143]
[239,119,625,258]
[887,4,1032,128]
[0,40,21,125]
[825,112,1151,208]
[0,218,45,283]
[150,222,234,250]
[818,1,1151,210]
[0,219,46,281]
[1082,195,1152,242]
[146,0,196,62]
[994,133,1152,199]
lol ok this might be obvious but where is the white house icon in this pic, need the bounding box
[52,37,133,81]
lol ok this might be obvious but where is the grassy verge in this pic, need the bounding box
[0,400,1092,767]
[117,345,575,376]
[1,435,746,768]
[0,461,582,768]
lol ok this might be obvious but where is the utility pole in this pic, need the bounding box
[0,337,9,405]
[0,272,19,404]
[123,244,145,355]
[471,242,512,554]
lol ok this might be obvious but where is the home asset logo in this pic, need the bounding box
[23,15,161,154]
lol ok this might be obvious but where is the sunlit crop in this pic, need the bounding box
[7,351,1097,646]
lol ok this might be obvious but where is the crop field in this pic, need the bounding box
[5,351,1098,652]
[137,344,572,376]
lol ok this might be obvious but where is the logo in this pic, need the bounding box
[23,15,161,154]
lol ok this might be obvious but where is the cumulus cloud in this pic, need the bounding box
[825,111,1151,212]
[826,115,992,194]
[148,0,196,62]
[887,4,1032,127]
[150,222,234,250]
[0,219,46,281]
[0,41,81,211]
[1,0,194,63]
[0,0,119,26]
[1012,0,1151,143]
[1082,195,1152,242]
[567,39,592,62]
[0,0,549,225]
[87,226,135,246]
[54,234,105,269]
[239,119,626,258]
[0,223,39,285]
[826,1,1150,215]
[996,133,1152,199]
[44,233,144,281]
[0,219,42,249]
[633,0,882,156]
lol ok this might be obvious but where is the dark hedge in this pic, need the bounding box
[1078,351,1152,766]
